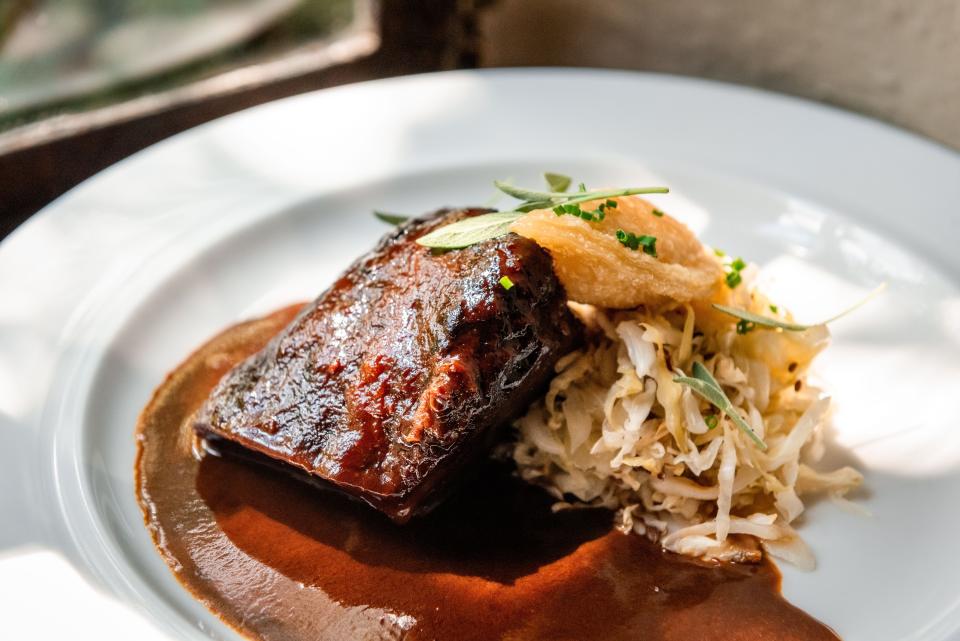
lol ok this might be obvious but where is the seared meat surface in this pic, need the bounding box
[194,208,581,522]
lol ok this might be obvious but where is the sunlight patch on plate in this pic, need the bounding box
[0,548,167,641]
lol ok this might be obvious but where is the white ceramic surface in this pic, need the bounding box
[1,69,959,641]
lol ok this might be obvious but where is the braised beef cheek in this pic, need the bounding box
[193,208,581,522]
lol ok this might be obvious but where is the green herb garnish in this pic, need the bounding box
[769,304,779,313]
[499,275,515,290]
[553,202,597,221]
[715,305,808,332]
[616,229,658,256]
[652,208,665,217]
[724,256,747,289]
[713,283,887,333]
[415,211,525,249]
[415,179,669,249]
[544,172,572,193]
[704,414,719,429]
[554,198,617,222]
[736,319,755,335]
[674,362,767,450]
[374,211,410,225]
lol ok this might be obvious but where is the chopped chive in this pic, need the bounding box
[724,256,747,289]
[616,229,658,257]
[651,208,665,217]
[769,304,779,313]
[705,414,719,429]
[555,200,611,223]
[499,275,515,290]
[736,319,755,335]
[640,236,657,256]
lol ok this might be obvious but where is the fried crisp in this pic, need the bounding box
[510,196,722,308]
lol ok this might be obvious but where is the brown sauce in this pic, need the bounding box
[135,305,840,641]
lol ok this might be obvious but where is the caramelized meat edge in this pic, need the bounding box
[194,208,581,522]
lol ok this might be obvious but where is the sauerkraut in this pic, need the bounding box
[511,219,863,569]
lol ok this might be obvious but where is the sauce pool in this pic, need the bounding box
[135,305,839,641]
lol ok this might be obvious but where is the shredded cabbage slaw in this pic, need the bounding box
[512,265,863,569]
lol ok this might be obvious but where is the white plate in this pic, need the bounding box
[1,69,959,641]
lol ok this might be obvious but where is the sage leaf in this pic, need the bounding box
[494,180,559,203]
[712,305,809,331]
[544,172,572,193]
[413,178,670,250]
[373,211,409,225]
[515,199,555,213]
[553,186,669,206]
[712,283,886,332]
[674,362,768,450]
[415,211,524,249]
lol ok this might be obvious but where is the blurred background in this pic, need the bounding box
[1,0,957,238]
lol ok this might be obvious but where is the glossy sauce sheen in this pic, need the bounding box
[193,211,580,523]
[136,306,840,641]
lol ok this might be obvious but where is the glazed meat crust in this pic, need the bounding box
[194,208,581,522]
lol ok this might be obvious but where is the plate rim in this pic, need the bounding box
[2,67,959,641]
